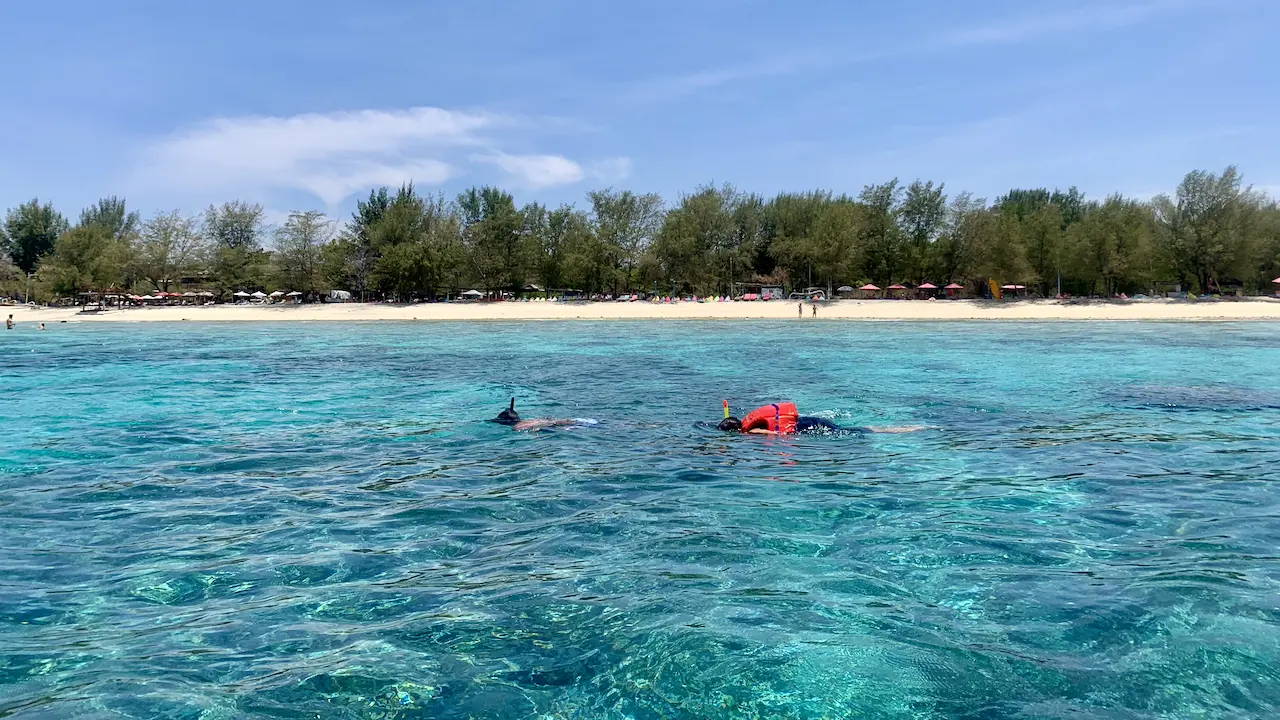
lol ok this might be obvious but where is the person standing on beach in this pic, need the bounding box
[5,314,12,330]
[811,304,817,318]
[798,303,803,318]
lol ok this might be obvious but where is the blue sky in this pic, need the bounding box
[1,0,1276,225]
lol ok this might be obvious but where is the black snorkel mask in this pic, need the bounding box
[490,398,520,426]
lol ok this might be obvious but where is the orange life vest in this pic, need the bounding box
[740,402,799,434]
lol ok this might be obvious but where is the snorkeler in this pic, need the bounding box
[488,398,579,432]
[717,400,926,435]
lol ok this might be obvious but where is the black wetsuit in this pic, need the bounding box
[795,416,869,434]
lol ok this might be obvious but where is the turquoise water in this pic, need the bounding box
[3,321,1280,719]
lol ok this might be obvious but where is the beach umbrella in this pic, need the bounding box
[859,284,880,291]
[462,289,484,297]
[181,291,196,297]
[887,283,907,290]
[233,291,251,298]
[918,282,938,290]
[837,285,854,292]
[286,291,302,297]
[251,291,267,298]
[944,283,963,289]
[1273,277,1280,284]
[1001,284,1017,290]
[269,290,285,297]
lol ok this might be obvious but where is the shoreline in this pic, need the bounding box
[7,298,1280,323]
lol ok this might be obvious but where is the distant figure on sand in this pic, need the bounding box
[811,304,817,318]
[489,398,577,432]
[6,314,12,330]
[718,401,928,436]
[798,303,803,318]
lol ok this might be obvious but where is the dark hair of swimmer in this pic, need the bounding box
[718,417,742,432]
[490,397,521,426]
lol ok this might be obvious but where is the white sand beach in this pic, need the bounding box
[7,298,1280,324]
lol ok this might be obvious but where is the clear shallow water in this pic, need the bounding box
[2,321,1280,719]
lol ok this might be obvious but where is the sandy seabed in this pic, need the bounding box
[7,298,1280,324]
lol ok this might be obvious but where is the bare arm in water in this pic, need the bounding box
[512,418,577,432]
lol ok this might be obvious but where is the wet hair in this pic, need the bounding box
[717,417,742,432]
[490,398,521,426]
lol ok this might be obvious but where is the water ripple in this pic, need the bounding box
[2,321,1280,718]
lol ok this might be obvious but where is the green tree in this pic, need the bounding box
[762,191,832,285]
[137,210,204,291]
[1022,204,1064,296]
[203,201,267,293]
[79,196,140,241]
[457,186,523,292]
[346,187,392,298]
[1151,166,1263,292]
[3,199,69,274]
[652,184,739,295]
[41,226,126,299]
[932,193,989,285]
[369,189,461,299]
[859,180,905,284]
[273,211,333,293]
[588,188,664,293]
[899,180,947,284]
[1068,196,1154,296]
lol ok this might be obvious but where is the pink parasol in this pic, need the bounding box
[887,284,907,290]
[944,283,964,289]
[859,284,881,291]
[918,282,938,290]
[1273,277,1280,284]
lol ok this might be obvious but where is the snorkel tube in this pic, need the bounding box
[723,400,730,419]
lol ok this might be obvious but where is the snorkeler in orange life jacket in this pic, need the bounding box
[717,400,928,435]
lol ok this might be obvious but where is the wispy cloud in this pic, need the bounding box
[132,106,605,204]
[937,0,1205,47]
[590,157,633,183]
[474,152,585,189]
[626,0,1207,101]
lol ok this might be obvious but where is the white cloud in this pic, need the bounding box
[133,107,492,205]
[590,157,633,183]
[474,152,585,189]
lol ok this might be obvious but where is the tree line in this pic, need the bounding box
[2,166,1278,303]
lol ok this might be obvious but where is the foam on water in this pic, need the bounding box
[2,321,1279,718]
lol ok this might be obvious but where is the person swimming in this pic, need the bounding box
[488,398,578,432]
[717,401,926,435]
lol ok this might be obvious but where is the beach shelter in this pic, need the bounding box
[858,283,881,299]
[916,282,938,299]
[269,290,285,298]
[944,282,964,298]
[461,289,484,299]
[250,291,268,300]
[233,291,251,298]
[887,283,908,298]
[286,291,302,297]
